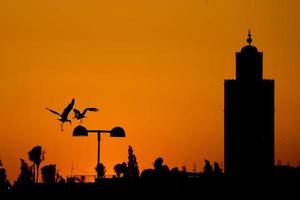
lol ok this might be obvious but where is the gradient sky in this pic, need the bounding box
[0,0,300,181]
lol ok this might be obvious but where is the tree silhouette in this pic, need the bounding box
[203,160,213,175]
[181,165,187,172]
[127,145,139,179]
[28,145,45,183]
[140,157,170,179]
[154,157,164,170]
[15,159,34,185]
[95,163,106,179]
[153,157,170,178]
[0,160,10,192]
[41,164,56,184]
[213,162,223,175]
[114,162,127,178]
[112,146,139,179]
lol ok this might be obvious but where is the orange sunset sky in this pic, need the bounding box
[0,0,300,181]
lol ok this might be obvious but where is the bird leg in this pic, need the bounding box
[60,123,64,131]
[79,119,83,125]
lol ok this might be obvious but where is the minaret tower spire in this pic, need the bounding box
[235,30,262,81]
[247,29,252,46]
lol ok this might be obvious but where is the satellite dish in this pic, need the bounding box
[110,127,125,137]
[73,126,88,136]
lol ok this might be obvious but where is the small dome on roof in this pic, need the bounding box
[241,45,258,53]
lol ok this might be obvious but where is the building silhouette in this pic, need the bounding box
[224,31,274,176]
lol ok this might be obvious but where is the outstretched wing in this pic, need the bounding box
[73,109,81,118]
[62,98,75,118]
[82,107,99,115]
[46,108,61,116]
[73,109,81,115]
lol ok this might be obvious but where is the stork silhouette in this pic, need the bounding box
[73,107,99,124]
[46,98,75,131]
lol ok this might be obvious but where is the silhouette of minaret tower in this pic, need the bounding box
[224,31,274,176]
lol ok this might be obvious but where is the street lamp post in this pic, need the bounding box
[73,125,126,179]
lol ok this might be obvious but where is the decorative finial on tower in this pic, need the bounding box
[247,29,252,46]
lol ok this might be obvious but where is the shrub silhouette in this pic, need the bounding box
[0,160,10,192]
[41,164,56,184]
[15,159,34,185]
[114,162,127,178]
[95,163,106,178]
[203,160,213,175]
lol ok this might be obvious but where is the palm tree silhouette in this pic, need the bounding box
[73,107,99,124]
[28,146,45,183]
[46,98,75,131]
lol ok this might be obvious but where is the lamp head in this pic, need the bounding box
[73,125,88,136]
[110,127,125,137]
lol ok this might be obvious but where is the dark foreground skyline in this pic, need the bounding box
[1,1,300,182]
[1,144,300,194]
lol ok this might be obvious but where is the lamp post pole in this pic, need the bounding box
[88,130,111,178]
[97,131,100,167]
[73,126,126,180]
